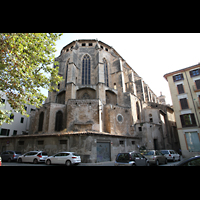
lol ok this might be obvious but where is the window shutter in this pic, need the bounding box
[177,84,184,94]
[191,114,197,126]
[189,68,200,77]
[180,98,189,109]
[180,115,185,127]
[173,73,184,82]
[195,79,200,90]
[189,70,193,77]
[180,73,184,79]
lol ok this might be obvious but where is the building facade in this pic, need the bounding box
[0,40,180,162]
[29,39,163,136]
[0,91,36,137]
[164,64,200,158]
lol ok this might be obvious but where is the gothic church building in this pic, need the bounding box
[26,39,180,162]
[30,39,160,135]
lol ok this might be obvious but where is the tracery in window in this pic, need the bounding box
[103,58,109,87]
[65,60,69,87]
[82,55,91,85]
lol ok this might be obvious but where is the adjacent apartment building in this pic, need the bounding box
[164,64,200,158]
[0,91,36,137]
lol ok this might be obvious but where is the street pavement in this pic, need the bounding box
[1,160,181,166]
[1,161,115,166]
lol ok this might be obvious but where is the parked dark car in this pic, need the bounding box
[175,155,200,166]
[1,151,22,162]
[114,151,150,166]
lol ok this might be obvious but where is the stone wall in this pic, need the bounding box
[104,104,132,136]
[66,99,101,132]
[0,132,141,163]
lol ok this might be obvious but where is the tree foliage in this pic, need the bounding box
[0,33,63,126]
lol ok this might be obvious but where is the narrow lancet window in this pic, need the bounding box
[65,60,69,87]
[82,55,91,85]
[103,58,109,87]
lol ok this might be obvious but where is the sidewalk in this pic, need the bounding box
[79,161,115,166]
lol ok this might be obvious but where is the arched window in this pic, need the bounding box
[55,111,63,131]
[38,112,44,132]
[82,55,91,85]
[65,60,69,87]
[103,58,109,87]
[136,102,140,120]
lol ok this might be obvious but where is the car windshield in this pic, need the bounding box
[72,153,79,156]
[160,150,169,154]
[143,151,154,156]
[116,153,130,161]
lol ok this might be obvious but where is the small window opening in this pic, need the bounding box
[114,83,117,90]
[119,140,124,145]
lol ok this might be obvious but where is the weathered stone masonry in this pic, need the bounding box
[0,132,141,163]
[0,39,180,162]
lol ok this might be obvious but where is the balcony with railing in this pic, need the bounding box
[193,85,200,92]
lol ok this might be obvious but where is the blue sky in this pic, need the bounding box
[44,33,200,105]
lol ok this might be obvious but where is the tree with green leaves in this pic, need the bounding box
[0,33,63,126]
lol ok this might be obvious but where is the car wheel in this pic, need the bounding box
[46,159,51,165]
[165,159,168,164]
[65,160,71,166]
[7,158,11,162]
[146,161,150,166]
[33,158,38,164]
[156,160,159,166]
[18,158,22,163]
[173,157,175,162]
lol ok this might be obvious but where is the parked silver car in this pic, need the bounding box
[17,151,48,164]
[160,150,181,162]
[45,152,81,166]
[1,151,21,162]
[143,150,167,166]
[114,151,150,166]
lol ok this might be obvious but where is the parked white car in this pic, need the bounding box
[17,151,48,164]
[160,150,181,161]
[45,152,81,166]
